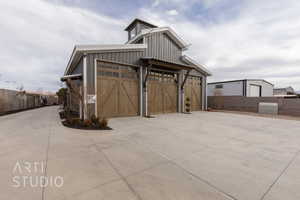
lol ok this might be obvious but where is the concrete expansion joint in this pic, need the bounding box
[92,143,144,200]
[260,149,300,200]
[129,139,239,200]
[41,113,54,200]
[71,177,123,198]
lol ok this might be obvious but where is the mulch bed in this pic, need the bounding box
[62,120,112,130]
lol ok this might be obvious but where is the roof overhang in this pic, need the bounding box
[141,57,194,71]
[64,44,147,75]
[126,27,189,50]
[61,74,82,82]
[181,55,212,76]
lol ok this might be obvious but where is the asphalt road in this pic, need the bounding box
[1,106,300,200]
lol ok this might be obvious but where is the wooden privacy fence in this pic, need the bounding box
[0,89,58,115]
[208,96,300,117]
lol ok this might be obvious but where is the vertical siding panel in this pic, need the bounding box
[143,32,183,63]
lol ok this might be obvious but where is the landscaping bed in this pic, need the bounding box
[59,110,112,130]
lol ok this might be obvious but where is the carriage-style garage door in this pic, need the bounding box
[184,75,202,111]
[148,71,178,114]
[96,61,139,118]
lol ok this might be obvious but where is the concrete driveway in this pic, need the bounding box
[1,106,300,200]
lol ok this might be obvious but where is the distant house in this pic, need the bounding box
[62,18,211,119]
[208,79,274,97]
[273,86,295,96]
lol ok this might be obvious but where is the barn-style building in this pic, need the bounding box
[62,18,211,119]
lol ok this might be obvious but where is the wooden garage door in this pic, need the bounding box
[184,76,202,111]
[97,61,139,118]
[148,71,177,114]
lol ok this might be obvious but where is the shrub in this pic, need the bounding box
[99,118,108,128]
[91,114,99,126]
[83,119,93,127]
[72,118,82,126]
[185,97,191,113]
[59,111,66,119]
[65,114,73,125]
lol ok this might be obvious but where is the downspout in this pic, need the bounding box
[139,66,143,116]
[205,77,208,110]
[94,58,98,117]
[83,53,88,120]
[144,64,152,116]
[79,86,82,119]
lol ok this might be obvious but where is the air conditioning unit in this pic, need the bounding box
[258,102,278,115]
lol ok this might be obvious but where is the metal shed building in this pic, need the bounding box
[62,18,211,119]
[208,79,274,97]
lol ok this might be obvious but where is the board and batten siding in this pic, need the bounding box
[85,50,145,117]
[144,32,182,63]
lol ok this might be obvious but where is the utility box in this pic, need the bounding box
[258,102,278,115]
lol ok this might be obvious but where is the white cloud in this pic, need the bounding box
[0,0,126,92]
[201,0,222,9]
[139,0,300,90]
[0,0,300,92]
[166,9,179,16]
[152,0,160,7]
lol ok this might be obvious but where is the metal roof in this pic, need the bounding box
[64,44,147,75]
[124,18,158,31]
[180,55,212,76]
[208,79,274,86]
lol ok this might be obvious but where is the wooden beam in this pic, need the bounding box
[181,70,191,89]
[148,60,193,70]
[143,64,152,87]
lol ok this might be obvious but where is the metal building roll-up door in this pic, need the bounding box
[148,71,178,114]
[249,84,261,97]
[96,61,139,118]
[184,76,202,111]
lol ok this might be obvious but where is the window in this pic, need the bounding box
[215,84,223,89]
[135,38,144,44]
[130,27,137,39]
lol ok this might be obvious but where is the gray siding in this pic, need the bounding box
[208,81,244,96]
[144,32,182,63]
[208,80,274,97]
[71,57,83,75]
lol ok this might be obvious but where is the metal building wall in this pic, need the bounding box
[144,32,182,63]
[208,81,244,96]
[246,80,274,97]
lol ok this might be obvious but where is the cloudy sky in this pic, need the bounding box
[0,0,300,92]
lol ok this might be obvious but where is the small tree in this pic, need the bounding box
[56,88,68,107]
[65,79,84,119]
[185,97,191,113]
